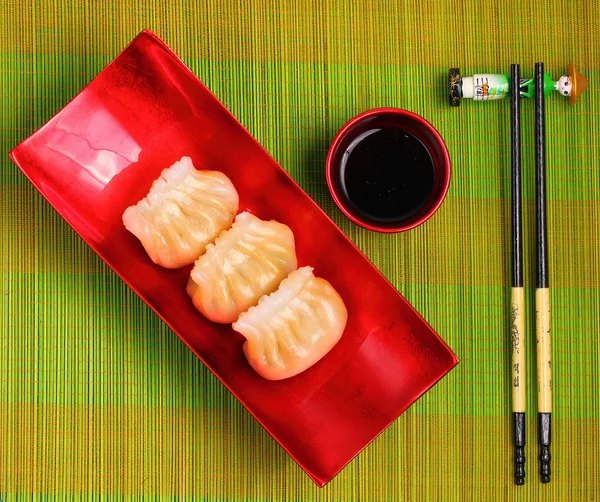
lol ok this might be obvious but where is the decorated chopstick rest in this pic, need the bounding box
[448,63,588,106]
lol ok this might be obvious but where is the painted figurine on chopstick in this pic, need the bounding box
[448,63,588,107]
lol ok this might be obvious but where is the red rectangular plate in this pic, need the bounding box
[10,30,459,486]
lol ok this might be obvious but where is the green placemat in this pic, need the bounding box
[1,1,598,500]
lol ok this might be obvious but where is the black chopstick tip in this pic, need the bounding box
[540,445,551,483]
[513,412,526,485]
[515,445,526,485]
[539,413,552,482]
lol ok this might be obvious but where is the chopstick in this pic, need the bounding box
[534,62,552,484]
[510,64,526,486]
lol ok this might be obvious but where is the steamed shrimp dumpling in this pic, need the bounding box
[122,156,239,268]
[232,266,348,380]
[187,211,298,324]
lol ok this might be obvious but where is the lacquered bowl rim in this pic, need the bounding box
[326,107,451,233]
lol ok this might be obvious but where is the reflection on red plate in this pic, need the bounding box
[10,30,458,486]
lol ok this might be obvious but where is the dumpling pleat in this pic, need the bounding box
[233,267,347,380]
[122,156,238,268]
[187,212,298,324]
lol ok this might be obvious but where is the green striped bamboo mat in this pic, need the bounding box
[1,1,598,500]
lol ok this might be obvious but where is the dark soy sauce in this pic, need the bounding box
[340,127,435,222]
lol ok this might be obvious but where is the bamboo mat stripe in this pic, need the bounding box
[1,0,599,500]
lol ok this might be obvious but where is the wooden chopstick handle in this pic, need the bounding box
[536,288,552,412]
[536,287,552,482]
[511,287,526,412]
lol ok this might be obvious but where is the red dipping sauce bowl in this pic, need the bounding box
[326,108,451,233]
